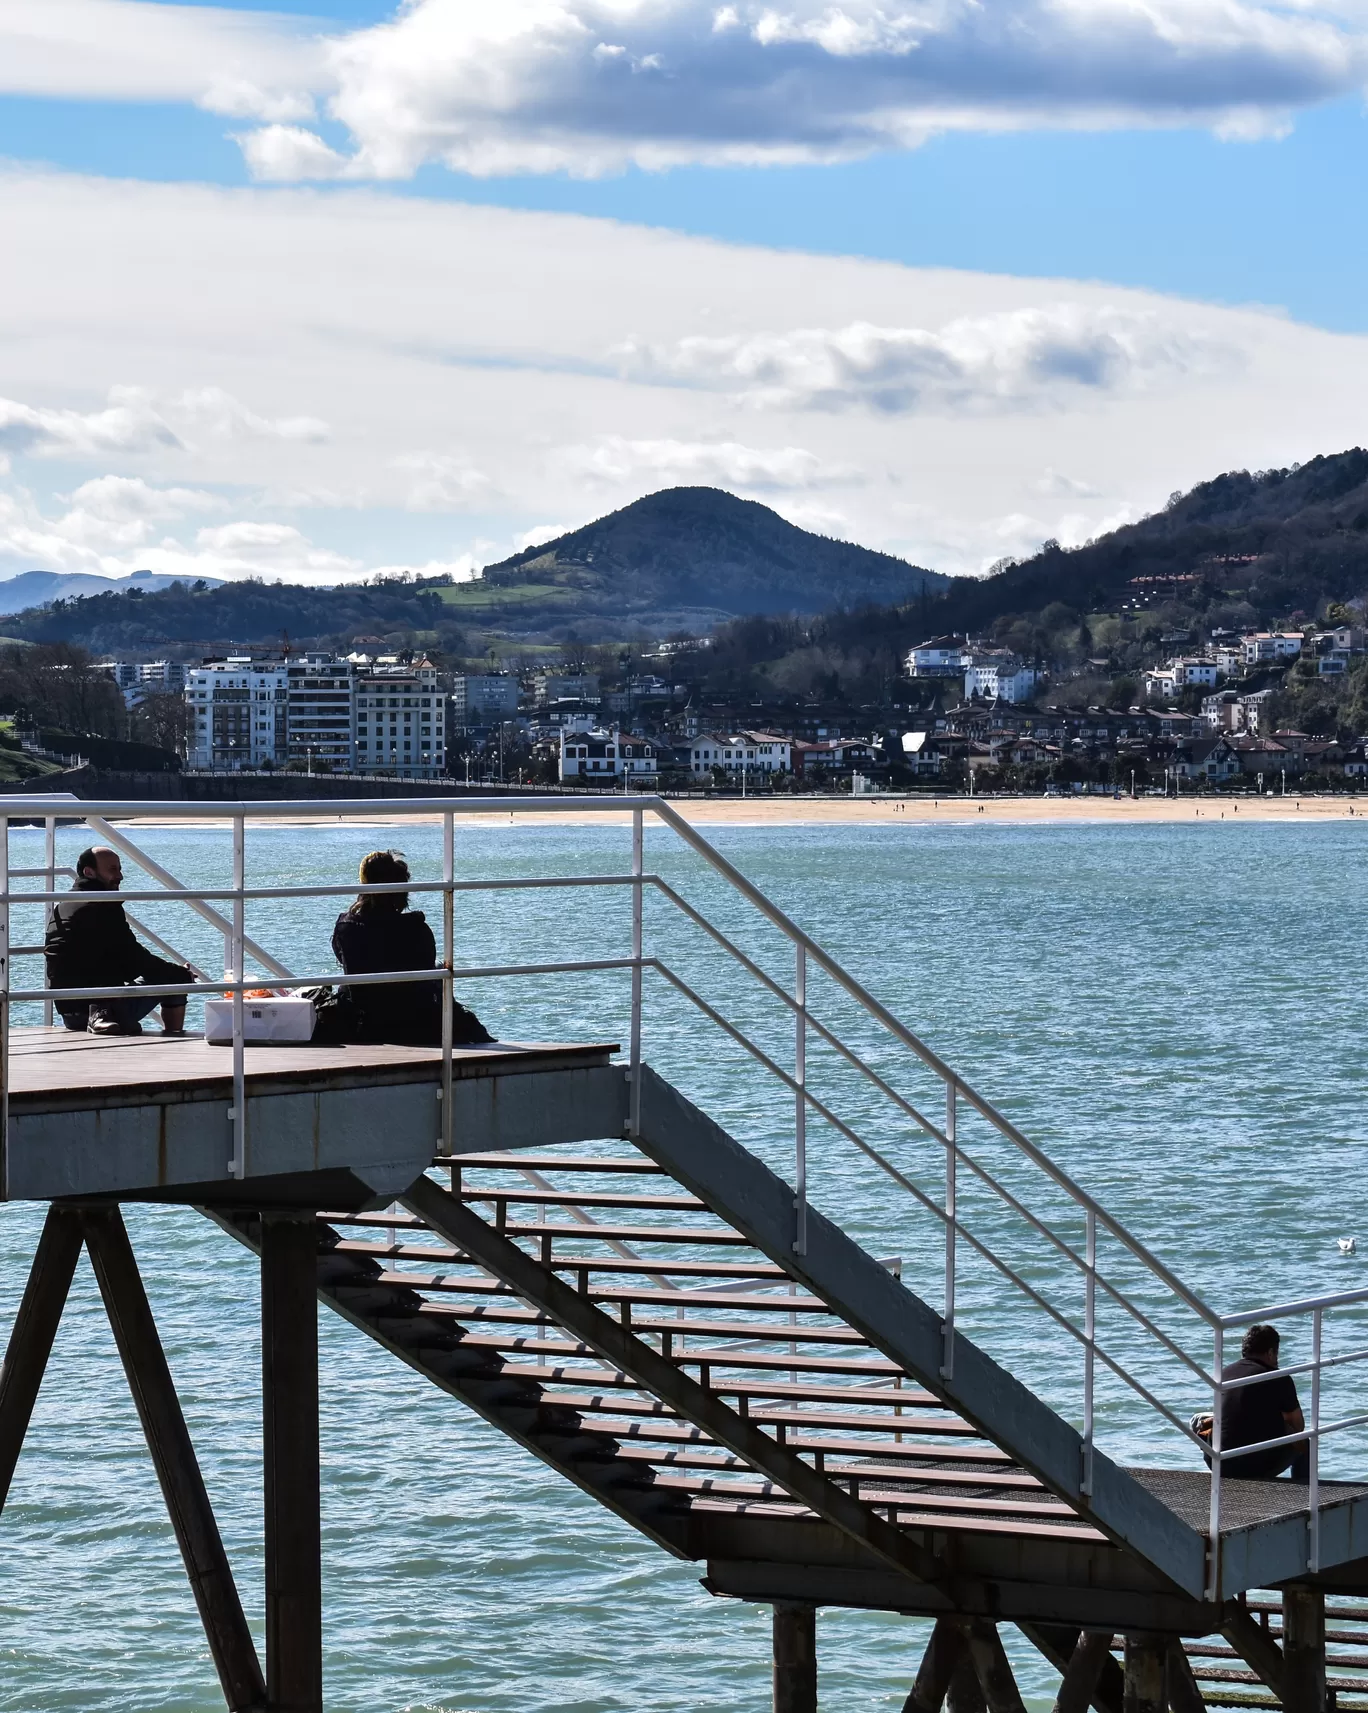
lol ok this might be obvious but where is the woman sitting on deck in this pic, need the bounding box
[311,850,493,1047]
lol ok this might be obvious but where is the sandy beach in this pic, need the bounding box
[89,791,1368,831]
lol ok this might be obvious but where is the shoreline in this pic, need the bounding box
[43,793,1368,831]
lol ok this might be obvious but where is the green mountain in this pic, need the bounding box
[466,486,946,633]
[936,448,1368,633]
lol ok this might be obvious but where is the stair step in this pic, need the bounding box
[462,1188,708,1212]
[452,1153,669,1176]
[373,1267,836,1315]
[329,1212,753,1246]
[337,1237,791,1283]
[540,1383,979,1418]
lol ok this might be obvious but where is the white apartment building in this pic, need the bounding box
[452,673,519,728]
[1145,657,1219,700]
[355,659,445,779]
[1243,632,1304,665]
[963,662,1040,704]
[906,636,970,678]
[185,659,289,770]
[686,733,792,778]
[535,673,600,706]
[103,659,187,709]
[559,728,659,782]
[286,655,356,772]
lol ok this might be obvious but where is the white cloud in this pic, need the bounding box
[236,123,350,180]
[0,385,329,463]
[229,0,1368,181]
[1036,467,1104,498]
[557,434,855,488]
[0,0,323,115]
[5,169,1368,580]
[615,307,1235,413]
[393,450,497,511]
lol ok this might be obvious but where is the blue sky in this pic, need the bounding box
[0,0,1366,585]
[2,4,1366,330]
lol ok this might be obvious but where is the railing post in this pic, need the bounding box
[0,814,8,1203]
[41,816,54,1029]
[1310,1307,1322,1573]
[228,814,246,1179]
[1207,1323,1224,1601]
[1083,1207,1096,1495]
[941,1080,955,1380]
[439,810,454,1159]
[794,943,807,1256]
[629,807,643,1139]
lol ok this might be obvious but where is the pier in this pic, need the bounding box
[2,794,1367,1712]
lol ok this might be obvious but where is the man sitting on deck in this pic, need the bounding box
[1219,1323,1309,1482]
[44,846,195,1036]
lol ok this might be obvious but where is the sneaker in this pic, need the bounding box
[88,1007,141,1037]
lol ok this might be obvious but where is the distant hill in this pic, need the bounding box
[469,487,946,632]
[0,568,224,616]
[934,448,1368,633]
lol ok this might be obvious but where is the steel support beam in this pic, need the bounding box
[904,1619,971,1713]
[81,1205,266,1713]
[261,1213,322,1713]
[1052,1631,1116,1713]
[1021,1623,1124,1713]
[1221,1604,1285,1700]
[403,1173,950,1591]
[1282,1585,1326,1713]
[1122,1636,1166,1713]
[0,1205,82,1514]
[949,1652,988,1713]
[966,1621,1028,1713]
[773,1603,817,1713]
[1165,1640,1206,1713]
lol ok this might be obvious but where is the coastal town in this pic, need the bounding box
[41,613,1366,794]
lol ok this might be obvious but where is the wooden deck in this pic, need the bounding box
[6,1026,617,1113]
[2,1026,627,1205]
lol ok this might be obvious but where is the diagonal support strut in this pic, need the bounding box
[0,1205,83,1514]
[81,1205,267,1713]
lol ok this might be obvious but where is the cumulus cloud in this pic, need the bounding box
[0,0,323,116]
[0,385,329,461]
[193,520,360,573]
[393,450,497,511]
[557,434,856,488]
[615,306,1235,412]
[227,0,1368,180]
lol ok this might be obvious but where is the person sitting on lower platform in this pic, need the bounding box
[311,849,493,1047]
[45,845,196,1036]
[1219,1323,1309,1482]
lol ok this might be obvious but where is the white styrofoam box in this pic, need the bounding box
[204,996,316,1045]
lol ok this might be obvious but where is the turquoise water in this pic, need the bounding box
[2,816,1366,1711]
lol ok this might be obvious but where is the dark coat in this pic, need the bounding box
[45,880,190,1009]
[315,908,492,1046]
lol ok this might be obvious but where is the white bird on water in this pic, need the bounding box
[1338,1238,1357,1255]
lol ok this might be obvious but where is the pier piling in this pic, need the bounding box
[262,1212,323,1713]
[772,1602,817,1713]
[1282,1585,1327,1713]
[0,1205,81,1512]
[1122,1635,1166,1713]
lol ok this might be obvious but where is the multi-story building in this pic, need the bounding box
[534,673,600,707]
[185,659,289,770]
[963,661,1040,703]
[102,659,187,709]
[354,658,445,779]
[905,636,970,678]
[286,654,356,773]
[452,673,519,729]
[558,727,658,783]
[683,733,791,779]
[1243,632,1303,665]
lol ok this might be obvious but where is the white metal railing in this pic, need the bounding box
[0,792,1361,1594]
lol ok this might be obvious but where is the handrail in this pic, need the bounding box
[0,790,1361,1592]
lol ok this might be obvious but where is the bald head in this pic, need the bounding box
[76,846,123,889]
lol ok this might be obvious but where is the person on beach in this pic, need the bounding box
[1219,1324,1309,1482]
[311,849,493,1047]
[44,846,195,1036]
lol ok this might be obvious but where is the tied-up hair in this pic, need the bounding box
[351,849,410,916]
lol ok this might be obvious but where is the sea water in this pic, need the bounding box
[1,815,1365,1712]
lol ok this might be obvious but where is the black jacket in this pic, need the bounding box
[319,908,491,1046]
[45,880,189,1001]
